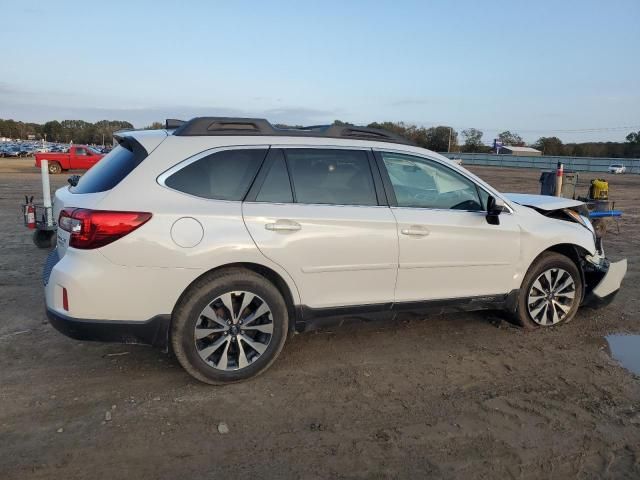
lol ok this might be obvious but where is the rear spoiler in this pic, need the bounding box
[112,134,149,156]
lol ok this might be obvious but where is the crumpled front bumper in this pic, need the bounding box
[583,258,627,308]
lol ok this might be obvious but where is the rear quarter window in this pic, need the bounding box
[70,141,147,194]
[164,148,267,201]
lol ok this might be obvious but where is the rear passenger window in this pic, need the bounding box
[256,151,293,203]
[165,149,267,201]
[284,149,377,206]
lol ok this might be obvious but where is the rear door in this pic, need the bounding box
[243,148,398,309]
[375,150,521,302]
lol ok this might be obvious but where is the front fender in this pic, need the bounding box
[515,208,597,291]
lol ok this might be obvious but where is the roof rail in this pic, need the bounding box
[171,117,412,145]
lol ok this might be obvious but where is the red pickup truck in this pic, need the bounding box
[35,146,105,174]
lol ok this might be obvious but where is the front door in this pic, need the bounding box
[243,148,398,309]
[73,147,93,169]
[376,150,521,303]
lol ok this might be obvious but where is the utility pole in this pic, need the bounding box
[447,127,452,153]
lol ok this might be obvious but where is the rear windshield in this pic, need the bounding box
[70,140,148,194]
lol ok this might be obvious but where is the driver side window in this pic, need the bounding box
[381,152,484,211]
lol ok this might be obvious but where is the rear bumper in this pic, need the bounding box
[47,308,170,350]
[583,258,627,308]
[43,247,200,322]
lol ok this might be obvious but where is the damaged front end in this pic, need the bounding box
[505,193,627,308]
[538,206,627,307]
[581,254,627,308]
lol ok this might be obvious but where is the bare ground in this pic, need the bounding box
[0,159,638,479]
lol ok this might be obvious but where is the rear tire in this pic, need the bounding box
[171,268,289,385]
[48,162,62,174]
[515,252,582,329]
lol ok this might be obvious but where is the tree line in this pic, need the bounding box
[2,117,639,158]
[0,119,134,145]
[322,121,640,159]
[360,122,640,159]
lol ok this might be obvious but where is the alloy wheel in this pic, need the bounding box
[194,291,274,371]
[527,268,576,326]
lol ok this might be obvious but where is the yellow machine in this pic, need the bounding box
[589,179,609,200]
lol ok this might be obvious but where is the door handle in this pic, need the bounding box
[401,226,430,236]
[265,220,302,232]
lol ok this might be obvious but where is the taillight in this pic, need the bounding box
[58,208,152,249]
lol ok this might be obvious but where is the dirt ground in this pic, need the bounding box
[1,158,638,479]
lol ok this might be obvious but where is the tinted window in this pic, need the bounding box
[256,151,293,203]
[71,142,147,194]
[165,149,267,201]
[75,147,87,156]
[285,149,377,206]
[381,152,483,211]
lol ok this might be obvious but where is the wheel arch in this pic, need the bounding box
[523,243,589,298]
[171,262,300,334]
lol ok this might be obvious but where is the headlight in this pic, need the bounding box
[564,208,596,241]
[565,208,590,229]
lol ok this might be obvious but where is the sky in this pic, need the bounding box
[1,0,638,143]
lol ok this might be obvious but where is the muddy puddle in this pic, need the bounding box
[606,334,640,376]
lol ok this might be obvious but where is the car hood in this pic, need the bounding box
[504,193,584,211]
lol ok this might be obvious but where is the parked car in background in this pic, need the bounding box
[3,146,22,157]
[44,117,627,385]
[608,163,626,174]
[20,145,36,157]
[35,145,105,174]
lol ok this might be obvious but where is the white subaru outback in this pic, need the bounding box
[44,117,627,384]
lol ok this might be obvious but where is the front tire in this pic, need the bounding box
[515,252,582,329]
[171,268,289,385]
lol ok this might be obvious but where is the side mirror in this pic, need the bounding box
[486,195,505,225]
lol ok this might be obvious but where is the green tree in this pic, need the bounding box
[145,121,164,130]
[425,126,458,152]
[533,136,564,155]
[626,130,640,144]
[461,128,484,152]
[624,130,640,157]
[43,120,64,142]
[497,130,524,146]
[332,120,354,126]
[367,122,457,151]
